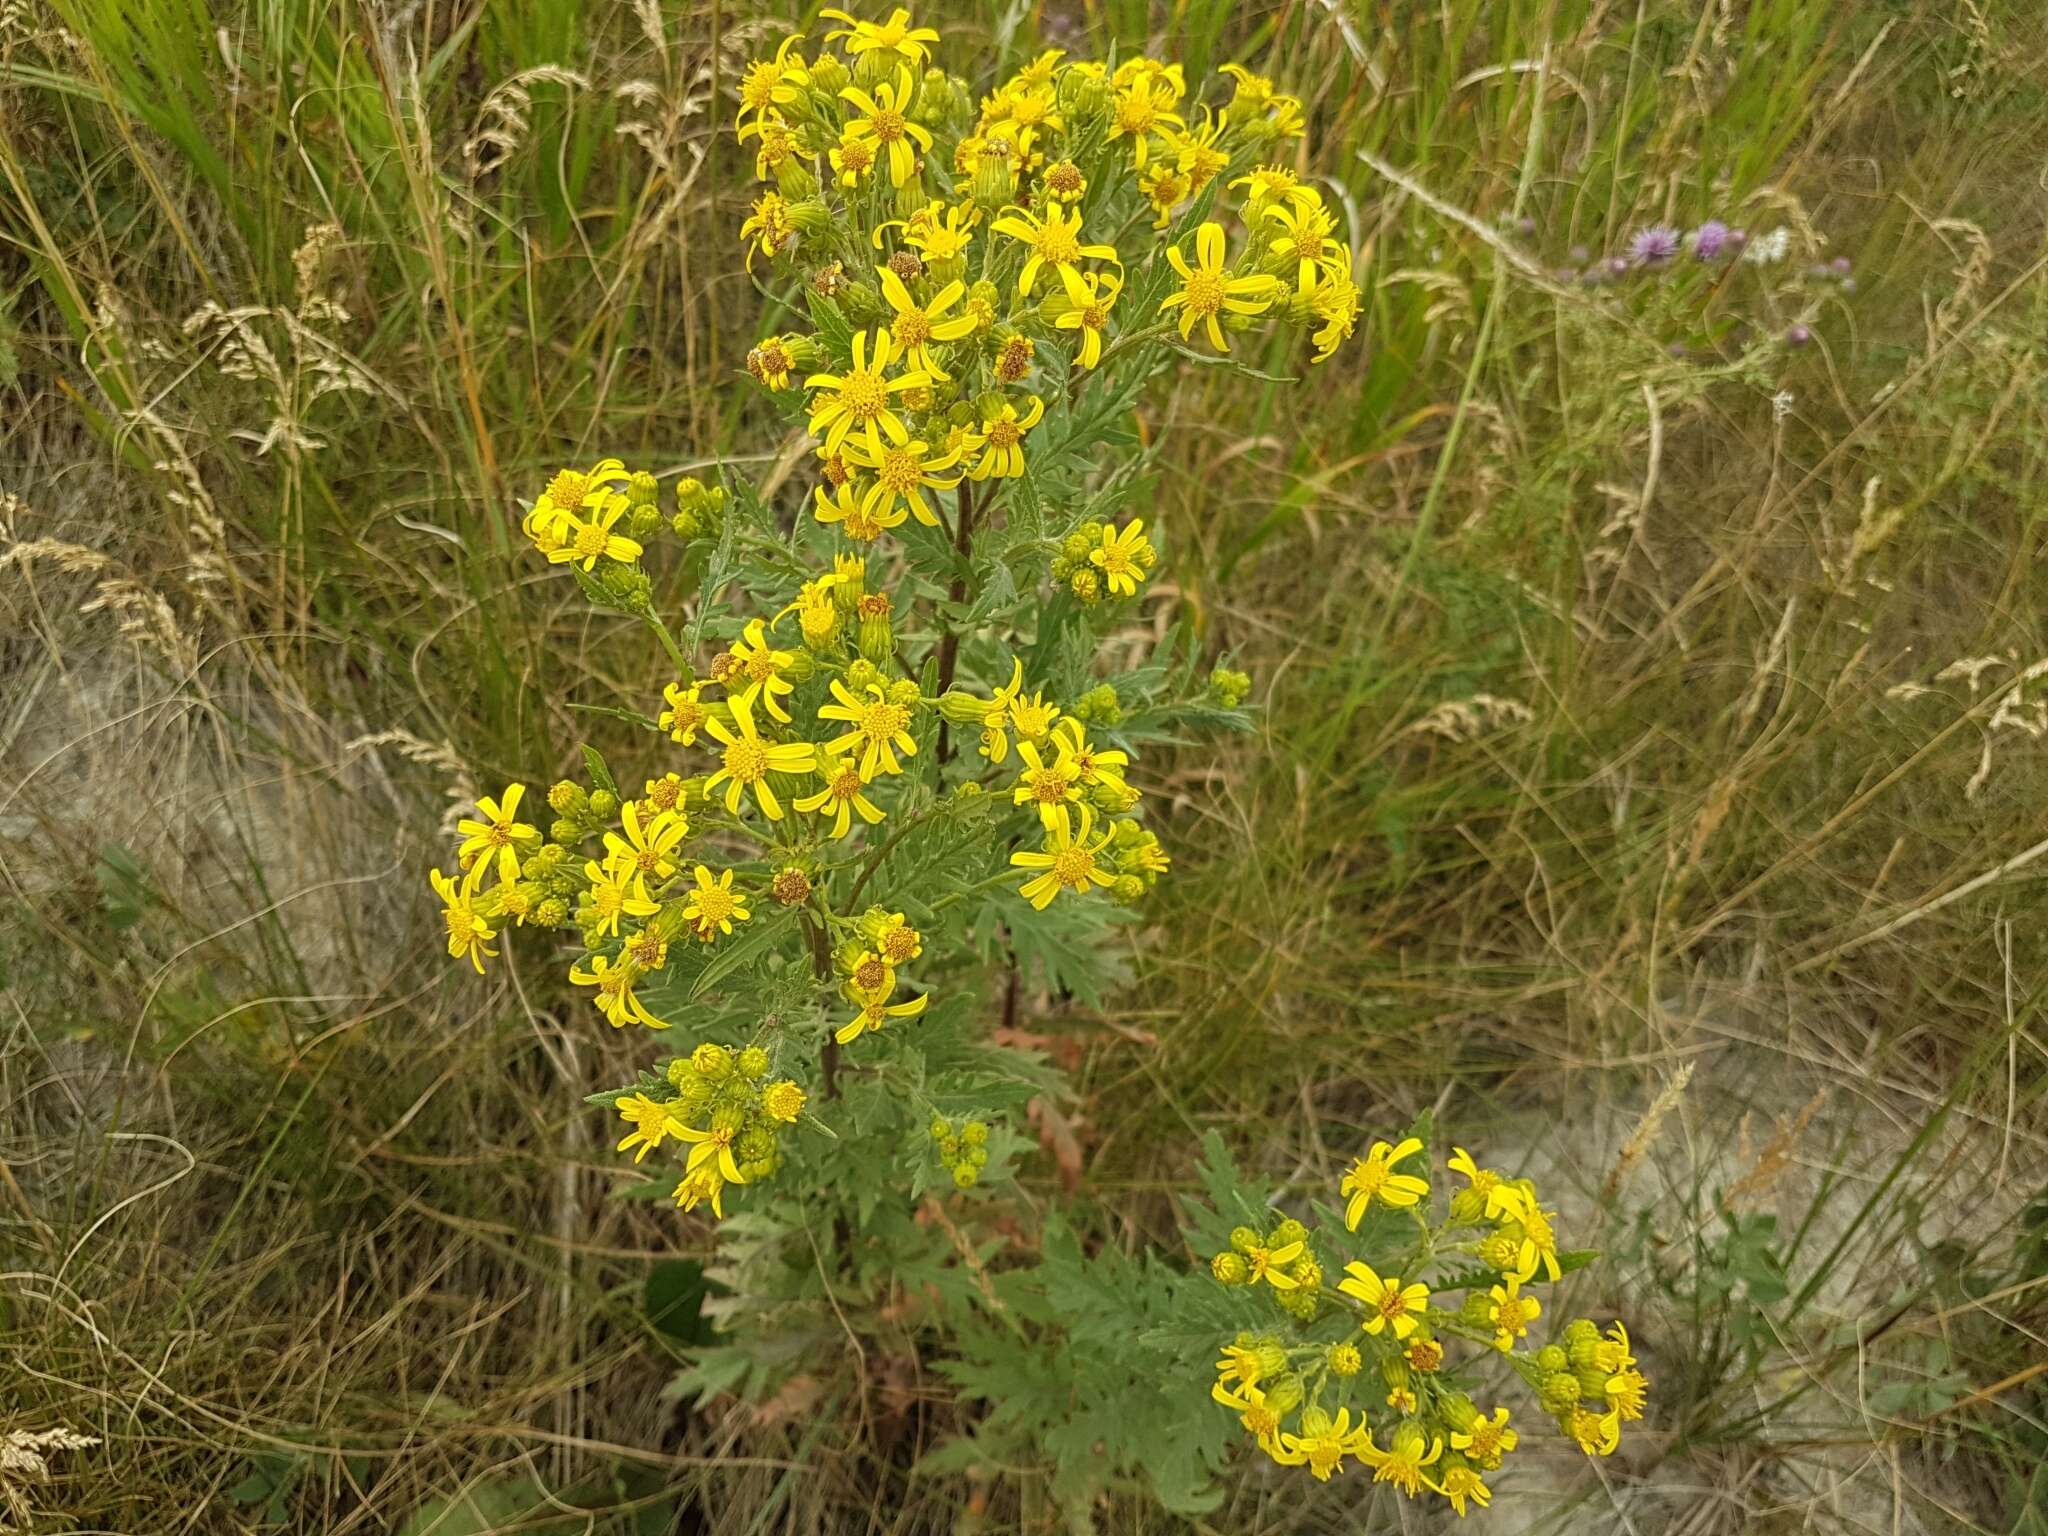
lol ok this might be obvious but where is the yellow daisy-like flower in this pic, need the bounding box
[878,199,977,264]
[840,69,932,188]
[1231,163,1321,220]
[1214,1341,1264,1390]
[703,691,813,820]
[1338,1260,1430,1339]
[548,499,643,571]
[1219,62,1276,119]
[1211,1380,1286,1459]
[1510,1204,1563,1284]
[457,783,538,887]
[1040,158,1086,203]
[615,1093,681,1163]
[1244,1237,1306,1290]
[1089,519,1154,597]
[523,458,630,550]
[1447,1146,1527,1221]
[1565,1404,1621,1457]
[1010,804,1116,910]
[1340,1135,1431,1229]
[835,985,929,1045]
[1485,1276,1540,1351]
[762,1079,806,1123]
[672,1163,727,1219]
[1267,199,1347,293]
[674,1120,747,1183]
[1449,1406,1517,1470]
[813,480,901,542]
[805,326,932,460]
[1170,109,1228,193]
[1049,718,1130,796]
[1276,1406,1370,1483]
[1108,74,1184,168]
[582,848,661,939]
[1308,255,1362,362]
[792,750,886,838]
[876,267,976,380]
[727,616,799,723]
[827,127,878,188]
[1012,736,1081,834]
[1137,159,1190,231]
[818,679,918,778]
[430,866,497,973]
[822,6,938,66]
[1046,266,1120,370]
[872,912,923,964]
[603,802,689,885]
[1008,685,1058,742]
[1596,1320,1637,1374]
[739,190,795,268]
[967,395,1044,481]
[991,203,1118,297]
[1438,1465,1492,1517]
[747,334,798,390]
[680,864,751,942]
[1358,1423,1443,1498]
[1608,1366,1649,1422]
[736,35,807,130]
[571,952,667,1030]
[1160,222,1280,354]
[660,681,710,746]
[842,417,966,527]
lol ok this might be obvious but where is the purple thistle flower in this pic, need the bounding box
[1691,220,1733,261]
[1785,323,1812,347]
[1628,225,1681,266]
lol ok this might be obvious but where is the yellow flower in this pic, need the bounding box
[1210,1380,1286,1458]
[822,6,938,66]
[1485,1277,1540,1351]
[1448,1406,1517,1469]
[582,848,661,939]
[1007,684,1058,741]
[813,480,899,542]
[1039,158,1086,203]
[871,911,923,963]
[1510,1204,1562,1284]
[1438,1464,1491,1517]
[1170,109,1228,192]
[793,750,887,838]
[524,459,629,550]
[762,1079,806,1122]
[974,657,1026,763]
[1308,256,1362,362]
[681,864,751,941]
[1565,1404,1621,1457]
[1607,1366,1649,1421]
[747,334,798,390]
[1596,1320,1637,1374]
[1088,519,1154,597]
[1267,199,1346,293]
[727,616,799,722]
[736,35,808,130]
[457,783,538,886]
[828,127,878,187]
[430,866,497,973]
[878,199,976,264]
[615,1093,681,1162]
[660,681,709,746]
[572,952,667,1030]
[1161,222,1280,354]
[603,801,689,885]
[1013,47,1063,88]
[843,418,966,527]
[1108,75,1184,168]
[1013,736,1082,834]
[966,395,1044,480]
[750,117,798,182]
[876,267,976,380]
[1447,1146,1526,1221]
[1231,163,1320,220]
[1046,267,1119,369]
[548,499,642,571]
[739,190,795,268]
[818,679,918,777]
[1359,1423,1443,1498]
[1113,56,1185,103]
[1340,1136,1431,1228]
[1050,718,1130,794]
[674,1119,748,1184]
[805,326,933,459]
[672,1163,728,1218]
[703,691,813,820]
[1010,804,1116,909]
[991,203,1119,296]
[1277,1406,1370,1482]
[835,985,929,1045]
[840,69,933,187]
[1338,1261,1430,1339]
[1137,159,1189,230]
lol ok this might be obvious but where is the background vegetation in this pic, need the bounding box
[4,0,2046,1530]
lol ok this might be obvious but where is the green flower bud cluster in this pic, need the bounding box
[1051,521,1105,586]
[1209,666,1252,708]
[671,477,727,540]
[661,1040,787,1182]
[545,779,617,846]
[930,1115,990,1188]
[481,839,579,930]
[1067,683,1121,726]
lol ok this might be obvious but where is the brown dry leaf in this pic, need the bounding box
[749,1374,825,1429]
[1029,1097,1087,1193]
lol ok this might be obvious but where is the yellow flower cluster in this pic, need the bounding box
[1207,1139,1647,1509]
[613,1042,807,1217]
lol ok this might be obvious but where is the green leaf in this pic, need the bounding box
[581,744,618,796]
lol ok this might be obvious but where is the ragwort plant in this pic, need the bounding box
[428,9,1639,1515]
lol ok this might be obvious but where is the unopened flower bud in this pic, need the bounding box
[1211,1251,1249,1284]
[1327,1342,1363,1377]
[1540,1372,1582,1413]
[690,1042,732,1079]
[737,1045,770,1080]
[548,780,586,815]
[587,789,619,820]
[1228,1225,1260,1255]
